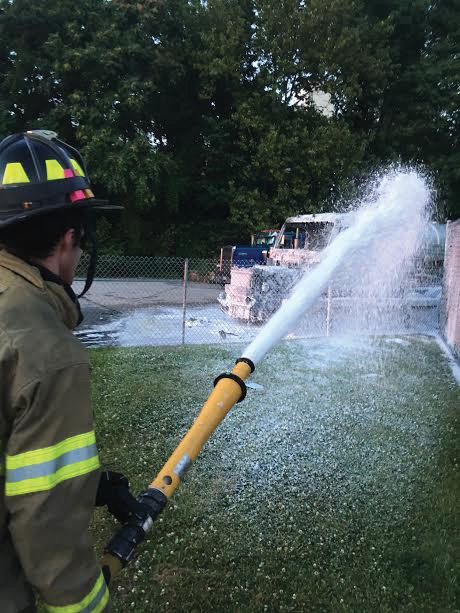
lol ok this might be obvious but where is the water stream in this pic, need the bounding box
[242,170,432,365]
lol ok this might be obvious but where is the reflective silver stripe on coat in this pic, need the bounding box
[0,440,4,476]
[45,570,109,612]
[80,577,108,613]
[6,443,98,482]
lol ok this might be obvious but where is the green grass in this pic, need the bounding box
[43,336,460,612]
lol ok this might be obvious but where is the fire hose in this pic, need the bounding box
[101,357,254,582]
[100,181,412,581]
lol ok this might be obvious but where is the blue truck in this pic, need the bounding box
[218,230,278,283]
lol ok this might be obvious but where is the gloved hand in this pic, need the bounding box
[95,470,140,524]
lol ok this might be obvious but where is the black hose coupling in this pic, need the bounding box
[213,373,247,402]
[235,357,255,373]
[105,488,167,566]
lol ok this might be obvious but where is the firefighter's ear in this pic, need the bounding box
[56,228,83,285]
[52,228,73,257]
[59,228,76,249]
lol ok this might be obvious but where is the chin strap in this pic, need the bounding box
[78,213,98,298]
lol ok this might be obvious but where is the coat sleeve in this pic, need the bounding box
[4,362,111,612]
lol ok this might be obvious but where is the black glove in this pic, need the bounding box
[95,470,141,524]
[102,565,111,586]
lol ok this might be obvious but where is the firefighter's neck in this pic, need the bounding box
[33,229,82,286]
[34,253,61,278]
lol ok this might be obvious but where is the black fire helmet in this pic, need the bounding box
[0,130,123,296]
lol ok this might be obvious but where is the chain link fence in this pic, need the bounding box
[73,254,443,349]
[74,255,248,348]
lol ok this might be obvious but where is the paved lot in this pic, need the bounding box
[72,278,222,328]
[74,278,221,310]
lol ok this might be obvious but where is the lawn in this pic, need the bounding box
[47,336,460,611]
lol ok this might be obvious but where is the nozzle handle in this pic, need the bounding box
[104,488,167,568]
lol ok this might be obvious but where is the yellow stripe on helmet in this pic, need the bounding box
[70,158,85,177]
[2,162,30,185]
[46,159,66,180]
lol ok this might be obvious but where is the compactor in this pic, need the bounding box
[218,213,445,324]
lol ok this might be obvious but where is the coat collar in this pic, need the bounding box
[0,250,82,329]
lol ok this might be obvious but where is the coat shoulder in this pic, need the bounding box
[0,283,88,388]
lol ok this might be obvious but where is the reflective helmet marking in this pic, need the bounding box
[70,159,85,177]
[69,189,86,203]
[2,162,30,185]
[0,130,121,231]
[45,159,66,180]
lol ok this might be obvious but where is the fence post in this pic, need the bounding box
[181,258,189,345]
[326,285,332,337]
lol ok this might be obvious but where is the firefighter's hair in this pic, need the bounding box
[0,208,86,260]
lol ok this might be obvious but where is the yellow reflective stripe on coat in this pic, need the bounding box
[5,431,100,496]
[45,571,109,613]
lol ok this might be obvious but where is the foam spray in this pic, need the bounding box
[242,169,432,365]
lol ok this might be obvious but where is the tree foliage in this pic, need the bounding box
[0,0,458,256]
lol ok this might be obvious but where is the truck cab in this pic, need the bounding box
[268,213,352,267]
[218,229,279,283]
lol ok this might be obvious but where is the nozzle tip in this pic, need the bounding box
[236,357,255,373]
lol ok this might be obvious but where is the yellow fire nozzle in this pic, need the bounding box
[102,357,254,580]
[150,358,252,498]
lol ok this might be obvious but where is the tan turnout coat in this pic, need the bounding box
[0,251,110,613]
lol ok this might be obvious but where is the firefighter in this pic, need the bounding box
[0,130,136,612]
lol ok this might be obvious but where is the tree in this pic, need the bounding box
[1,0,457,259]
[0,0,181,253]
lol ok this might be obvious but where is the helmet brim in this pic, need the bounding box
[87,199,124,211]
[0,198,124,228]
